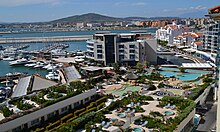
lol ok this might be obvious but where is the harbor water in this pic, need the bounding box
[0,29,156,76]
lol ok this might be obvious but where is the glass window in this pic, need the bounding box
[129,45,135,48]
[97,45,102,48]
[130,55,135,59]
[97,50,102,53]
[119,45,124,48]
[129,50,135,53]
[97,54,103,59]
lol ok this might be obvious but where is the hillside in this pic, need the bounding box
[51,13,124,23]
[50,13,180,23]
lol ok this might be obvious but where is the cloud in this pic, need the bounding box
[132,2,147,6]
[0,0,62,7]
[177,5,206,11]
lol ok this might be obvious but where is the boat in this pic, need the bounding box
[47,65,57,71]
[9,58,29,66]
[34,62,45,68]
[3,57,15,61]
[46,70,60,81]
[43,64,52,69]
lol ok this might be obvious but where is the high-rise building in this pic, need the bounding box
[206,5,220,132]
[86,32,157,66]
[203,22,219,53]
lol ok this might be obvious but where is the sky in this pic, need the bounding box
[0,0,219,22]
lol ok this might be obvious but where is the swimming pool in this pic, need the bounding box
[159,67,212,81]
[117,113,126,118]
[132,128,143,132]
[164,111,174,115]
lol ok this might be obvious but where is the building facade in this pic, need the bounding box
[156,22,190,44]
[203,22,220,53]
[206,5,220,132]
[86,32,157,66]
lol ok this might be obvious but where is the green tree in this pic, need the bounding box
[2,107,13,117]
[113,63,120,73]
[179,67,185,73]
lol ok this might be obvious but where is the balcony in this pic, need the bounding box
[87,49,94,52]
[86,44,94,49]
[86,40,97,44]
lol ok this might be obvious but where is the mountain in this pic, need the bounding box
[51,13,124,23]
[51,13,180,23]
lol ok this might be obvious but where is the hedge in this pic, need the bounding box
[74,108,86,116]
[61,113,74,123]
[95,96,107,105]
[46,120,61,130]
[34,127,45,132]
[86,102,96,110]
[67,116,78,123]
[97,102,105,110]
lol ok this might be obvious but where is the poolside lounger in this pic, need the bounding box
[125,108,130,113]
[141,121,148,127]
[104,122,110,129]
[101,121,106,126]
[165,103,171,109]
[131,102,134,107]
[130,109,135,114]
[171,105,176,110]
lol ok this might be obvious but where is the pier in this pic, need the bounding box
[0,74,28,82]
[0,35,92,44]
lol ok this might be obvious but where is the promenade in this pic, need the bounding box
[0,35,92,44]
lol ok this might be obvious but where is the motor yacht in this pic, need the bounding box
[9,58,28,66]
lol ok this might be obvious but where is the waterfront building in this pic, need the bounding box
[206,5,220,132]
[156,22,190,44]
[86,32,157,66]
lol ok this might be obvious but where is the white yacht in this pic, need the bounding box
[46,70,60,81]
[34,62,45,68]
[9,58,28,66]
[3,57,15,61]
[43,63,52,69]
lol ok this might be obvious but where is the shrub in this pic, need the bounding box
[148,85,157,90]
[34,127,45,132]
[46,120,61,130]
[95,96,107,105]
[2,107,13,117]
[74,108,86,116]
[61,113,74,123]
[97,102,105,110]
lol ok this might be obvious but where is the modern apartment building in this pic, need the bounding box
[86,32,157,66]
[203,22,219,53]
[206,5,220,132]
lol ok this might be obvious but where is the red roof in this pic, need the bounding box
[195,41,203,46]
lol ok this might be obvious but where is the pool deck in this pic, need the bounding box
[105,101,177,131]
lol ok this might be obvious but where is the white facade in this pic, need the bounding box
[156,23,190,44]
